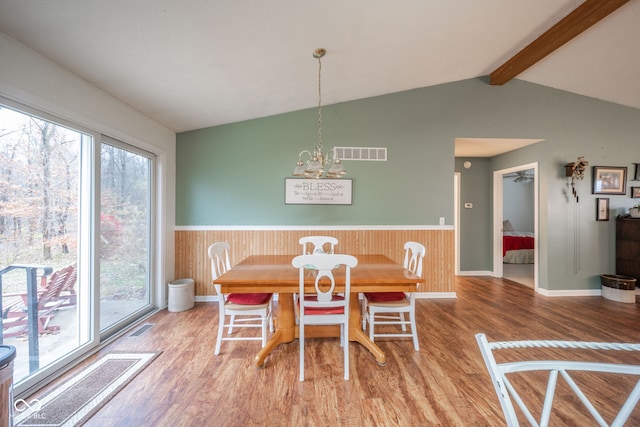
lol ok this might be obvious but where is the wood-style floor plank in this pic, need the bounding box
[30,276,640,426]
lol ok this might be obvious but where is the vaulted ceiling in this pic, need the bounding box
[0,0,638,140]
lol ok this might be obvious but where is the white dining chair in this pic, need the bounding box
[361,241,424,351]
[476,333,640,427]
[208,242,273,355]
[292,253,358,381]
[299,236,338,254]
[295,236,340,325]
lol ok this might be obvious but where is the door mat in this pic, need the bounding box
[14,351,161,426]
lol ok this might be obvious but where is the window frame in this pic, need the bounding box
[0,96,160,396]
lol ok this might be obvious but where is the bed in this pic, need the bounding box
[502,220,534,264]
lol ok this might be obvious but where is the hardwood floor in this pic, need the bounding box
[29,276,640,426]
[502,262,534,288]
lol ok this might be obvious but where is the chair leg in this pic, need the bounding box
[299,322,305,381]
[368,311,375,342]
[400,313,407,331]
[410,311,419,351]
[261,315,268,347]
[228,314,235,334]
[343,323,349,380]
[215,313,225,355]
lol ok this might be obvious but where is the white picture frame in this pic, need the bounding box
[285,178,352,205]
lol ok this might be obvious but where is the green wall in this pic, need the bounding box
[455,157,492,272]
[177,85,456,226]
[177,77,640,292]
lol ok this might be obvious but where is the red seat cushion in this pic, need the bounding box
[299,295,345,315]
[227,293,272,305]
[364,292,405,302]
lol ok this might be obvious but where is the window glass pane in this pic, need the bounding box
[0,105,89,385]
[99,142,152,331]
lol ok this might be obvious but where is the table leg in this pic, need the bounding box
[348,294,386,365]
[254,292,296,367]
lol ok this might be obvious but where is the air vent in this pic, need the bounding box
[334,147,387,161]
[130,323,154,337]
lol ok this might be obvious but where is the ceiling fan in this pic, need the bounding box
[504,170,534,183]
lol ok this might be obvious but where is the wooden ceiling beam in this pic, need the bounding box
[490,0,630,85]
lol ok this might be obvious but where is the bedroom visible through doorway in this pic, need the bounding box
[502,168,535,287]
[494,163,538,290]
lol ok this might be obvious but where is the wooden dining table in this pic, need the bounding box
[214,254,424,367]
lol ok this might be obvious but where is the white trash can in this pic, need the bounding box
[168,279,195,312]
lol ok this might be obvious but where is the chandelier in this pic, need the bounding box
[292,48,347,179]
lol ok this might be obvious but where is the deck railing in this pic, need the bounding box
[0,265,53,373]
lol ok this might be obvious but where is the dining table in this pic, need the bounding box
[214,254,424,368]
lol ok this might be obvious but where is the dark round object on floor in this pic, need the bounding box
[600,274,637,290]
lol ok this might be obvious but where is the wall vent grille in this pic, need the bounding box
[334,147,387,161]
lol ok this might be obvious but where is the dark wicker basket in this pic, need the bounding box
[600,274,637,290]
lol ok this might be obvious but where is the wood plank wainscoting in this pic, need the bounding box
[174,227,455,298]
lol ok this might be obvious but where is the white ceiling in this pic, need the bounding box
[454,138,546,157]
[0,1,638,156]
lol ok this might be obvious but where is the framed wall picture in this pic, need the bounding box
[635,163,640,181]
[632,187,640,198]
[596,198,609,221]
[592,166,627,195]
[284,178,353,205]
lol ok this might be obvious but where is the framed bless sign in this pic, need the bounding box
[285,178,352,205]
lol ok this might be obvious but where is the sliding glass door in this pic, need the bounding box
[0,100,156,395]
[99,140,153,334]
[0,104,90,389]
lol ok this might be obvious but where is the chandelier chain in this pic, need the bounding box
[291,48,346,179]
[316,54,323,150]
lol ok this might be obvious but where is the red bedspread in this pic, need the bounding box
[503,235,534,257]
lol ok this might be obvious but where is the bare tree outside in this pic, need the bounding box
[0,107,79,275]
[0,106,82,383]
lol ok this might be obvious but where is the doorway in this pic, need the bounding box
[493,163,538,290]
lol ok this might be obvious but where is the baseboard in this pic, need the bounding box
[415,292,457,299]
[536,288,601,297]
[456,273,603,297]
[196,293,456,302]
[195,295,218,302]
[457,271,493,276]
[195,294,282,303]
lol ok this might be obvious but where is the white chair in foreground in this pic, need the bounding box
[299,236,338,254]
[292,253,358,381]
[296,236,339,315]
[208,242,273,355]
[361,241,424,351]
[476,333,640,427]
